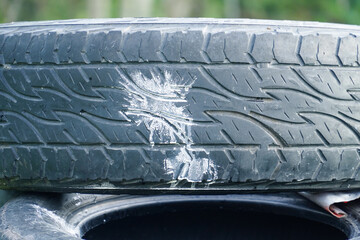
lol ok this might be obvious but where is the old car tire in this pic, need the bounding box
[1,19,360,192]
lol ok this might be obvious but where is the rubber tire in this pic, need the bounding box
[1,18,360,192]
[0,193,352,240]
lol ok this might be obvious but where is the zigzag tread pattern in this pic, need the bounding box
[1,20,360,191]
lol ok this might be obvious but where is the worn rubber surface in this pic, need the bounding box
[0,193,354,239]
[2,18,360,192]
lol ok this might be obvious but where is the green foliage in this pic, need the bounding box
[0,0,359,24]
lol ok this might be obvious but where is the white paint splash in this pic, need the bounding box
[165,147,218,182]
[125,70,190,144]
[123,70,218,182]
[30,204,80,237]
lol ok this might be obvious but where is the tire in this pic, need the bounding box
[0,193,353,240]
[1,19,360,192]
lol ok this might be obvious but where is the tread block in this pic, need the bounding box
[181,31,205,62]
[274,33,299,64]
[338,35,358,66]
[224,31,250,63]
[251,33,274,63]
[207,32,226,62]
[123,31,142,61]
[318,34,339,65]
[299,35,319,65]
[85,32,106,62]
[102,31,123,63]
[140,31,162,62]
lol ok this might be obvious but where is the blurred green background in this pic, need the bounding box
[0,0,359,24]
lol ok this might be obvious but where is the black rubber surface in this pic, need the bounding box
[0,193,354,240]
[2,18,360,192]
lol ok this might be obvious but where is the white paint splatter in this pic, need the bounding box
[123,70,218,182]
[30,204,79,237]
[125,70,192,144]
[165,147,218,182]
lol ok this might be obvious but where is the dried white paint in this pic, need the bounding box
[123,70,218,182]
[126,70,190,144]
[30,204,79,237]
[165,147,218,182]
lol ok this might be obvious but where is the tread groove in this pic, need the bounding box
[2,19,360,191]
